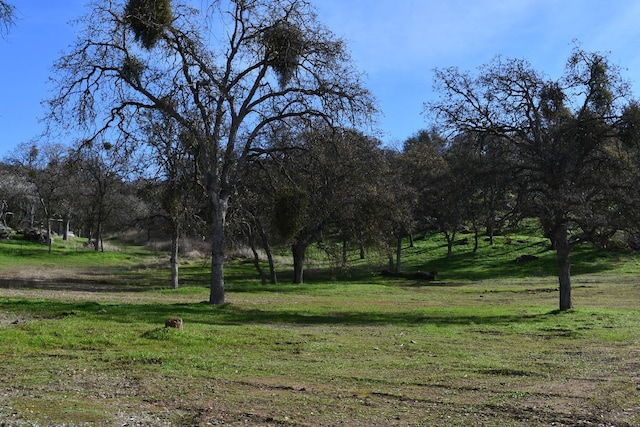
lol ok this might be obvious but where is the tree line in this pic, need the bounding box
[2,0,640,311]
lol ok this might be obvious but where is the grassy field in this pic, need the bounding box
[0,230,639,426]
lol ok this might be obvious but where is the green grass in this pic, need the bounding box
[0,231,639,425]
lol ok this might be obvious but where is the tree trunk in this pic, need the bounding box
[256,219,277,285]
[170,217,180,289]
[95,221,103,252]
[342,237,348,269]
[209,194,228,305]
[47,218,53,254]
[247,225,266,285]
[96,201,104,252]
[445,230,456,259]
[395,236,402,273]
[473,225,479,253]
[29,205,35,228]
[555,224,572,311]
[486,222,495,245]
[292,239,306,284]
[62,216,70,241]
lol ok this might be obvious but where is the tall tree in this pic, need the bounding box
[428,48,639,310]
[10,142,69,253]
[462,132,520,245]
[136,111,197,289]
[269,126,384,283]
[434,141,478,258]
[372,150,420,273]
[235,143,284,285]
[69,142,128,252]
[46,0,375,304]
[0,163,37,231]
[398,130,448,253]
[441,132,518,252]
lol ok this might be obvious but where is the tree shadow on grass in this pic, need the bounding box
[0,297,563,329]
[206,304,557,328]
[413,244,620,282]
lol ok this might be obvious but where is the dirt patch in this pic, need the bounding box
[0,277,148,293]
[0,310,31,327]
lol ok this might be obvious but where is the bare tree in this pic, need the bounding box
[235,153,281,285]
[69,142,129,252]
[0,163,37,230]
[137,111,197,289]
[45,0,375,303]
[10,142,70,253]
[398,130,448,253]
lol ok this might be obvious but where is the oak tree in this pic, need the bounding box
[428,48,639,310]
[10,142,70,253]
[46,0,375,304]
[270,127,384,283]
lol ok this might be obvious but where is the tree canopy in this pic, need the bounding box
[427,48,640,310]
[2,0,639,314]
[45,0,376,304]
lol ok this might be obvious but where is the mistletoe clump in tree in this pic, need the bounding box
[273,185,309,242]
[262,19,305,87]
[124,0,172,49]
[46,0,375,304]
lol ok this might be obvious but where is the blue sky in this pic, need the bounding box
[1,1,640,159]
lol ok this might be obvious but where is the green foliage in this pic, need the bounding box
[567,50,613,115]
[619,102,640,146]
[262,20,305,87]
[124,0,172,49]
[120,55,145,83]
[273,185,309,241]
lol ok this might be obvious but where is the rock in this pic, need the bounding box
[164,317,183,330]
